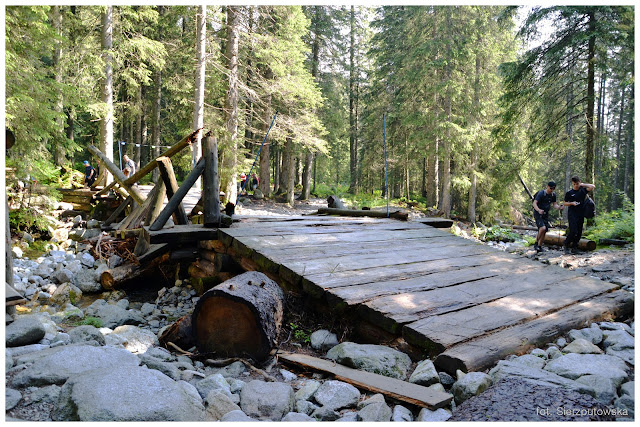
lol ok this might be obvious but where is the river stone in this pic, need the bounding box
[6,348,14,370]
[220,410,255,422]
[86,300,144,329]
[138,354,180,380]
[6,316,46,347]
[53,228,69,242]
[8,343,51,358]
[54,268,74,284]
[439,371,456,386]
[12,246,23,258]
[295,379,321,401]
[605,347,635,365]
[356,393,385,410]
[111,325,158,353]
[509,354,547,369]
[575,375,617,404]
[562,338,603,354]
[282,412,316,422]
[72,269,102,293]
[614,394,634,419]
[140,302,155,316]
[546,346,563,360]
[392,404,414,421]
[196,373,232,399]
[416,407,452,422]
[68,325,106,346]
[28,384,61,404]
[205,389,241,421]
[226,378,245,394]
[69,229,101,242]
[79,252,95,268]
[296,400,319,415]
[53,365,204,421]
[218,360,247,377]
[311,406,340,421]
[409,359,439,386]
[12,344,140,387]
[313,380,360,410]
[239,380,295,421]
[280,369,297,382]
[599,321,633,334]
[602,330,634,351]
[490,360,595,395]
[6,388,22,410]
[326,342,412,379]
[568,327,603,345]
[543,353,630,386]
[358,401,392,421]
[620,381,634,398]
[310,329,339,351]
[50,283,83,306]
[452,372,493,404]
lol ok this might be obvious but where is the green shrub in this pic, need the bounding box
[77,317,103,328]
[584,198,634,244]
[289,322,311,344]
[9,207,55,234]
[484,225,521,243]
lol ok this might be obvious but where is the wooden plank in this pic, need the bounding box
[202,134,221,227]
[137,243,170,264]
[279,352,452,410]
[358,262,580,334]
[147,224,220,244]
[149,157,205,231]
[87,144,146,205]
[403,276,619,353]
[316,207,409,221]
[415,217,454,228]
[222,222,434,239]
[157,156,188,225]
[434,290,634,375]
[103,196,133,226]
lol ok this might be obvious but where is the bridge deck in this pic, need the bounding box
[149,215,632,374]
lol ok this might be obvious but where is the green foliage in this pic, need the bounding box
[584,199,634,244]
[9,208,55,234]
[289,322,311,344]
[76,316,104,328]
[484,225,521,243]
[21,240,50,259]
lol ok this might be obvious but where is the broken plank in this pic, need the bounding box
[137,243,170,264]
[278,352,452,410]
[146,224,220,244]
[403,275,619,353]
[433,290,634,375]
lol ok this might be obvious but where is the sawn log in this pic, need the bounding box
[100,253,169,290]
[316,207,409,221]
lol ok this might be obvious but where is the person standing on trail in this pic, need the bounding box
[83,160,96,188]
[532,181,563,252]
[251,173,259,191]
[563,176,595,254]
[122,154,136,178]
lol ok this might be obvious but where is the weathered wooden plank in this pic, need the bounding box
[415,217,454,228]
[434,290,634,375]
[202,134,221,227]
[279,352,452,410]
[103,196,133,226]
[137,243,170,264]
[358,262,580,334]
[157,156,188,225]
[146,224,220,244]
[316,207,409,221]
[403,276,619,353]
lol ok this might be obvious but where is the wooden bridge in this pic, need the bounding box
[145,215,632,375]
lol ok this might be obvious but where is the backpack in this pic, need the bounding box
[584,196,595,218]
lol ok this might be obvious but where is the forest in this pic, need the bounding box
[4,5,635,236]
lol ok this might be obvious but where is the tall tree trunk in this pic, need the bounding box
[192,5,207,189]
[53,6,65,167]
[152,69,162,183]
[348,5,357,193]
[258,89,273,197]
[222,6,239,204]
[285,136,295,206]
[427,137,439,208]
[100,6,114,185]
[279,143,289,195]
[623,80,633,200]
[301,152,313,200]
[135,85,143,169]
[421,157,427,198]
[468,51,481,223]
[611,85,626,210]
[585,12,596,186]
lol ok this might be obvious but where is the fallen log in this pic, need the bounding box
[100,253,169,290]
[158,315,196,351]
[599,238,628,246]
[542,234,596,251]
[191,271,284,361]
[316,207,408,221]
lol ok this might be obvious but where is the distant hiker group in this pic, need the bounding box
[239,172,259,195]
[532,176,595,253]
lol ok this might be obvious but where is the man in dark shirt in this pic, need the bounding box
[563,176,595,254]
[532,181,564,252]
[83,160,96,188]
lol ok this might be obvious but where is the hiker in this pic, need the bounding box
[563,176,595,254]
[251,173,259,191]
[532,181,564,252]
[239,172,247,195]
[83,160,97,188]
[122,154,136,178]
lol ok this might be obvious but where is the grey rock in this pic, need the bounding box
[358,401,392,421]
[72,269,102,293]
[296,400,319,415]
[218,360,246,378]
[220,410,254,422]
[620,381,634,398]
[205,389,241,421]
[409,359,439,386]
[12,246,23,258]
[568,327,603,345]
[140,302,155,316]
[142,346,175,362]
[614,394,635,418]
[50,283,83,306]
[280,369,298,382]
[12,344,140,387]
[68,325,106,346]
[605,347,635,365]
[69,229,102,242]
[510,354,546,369]
[546,346,563,360]
[313,380,360,410]
[311,406,340,421]
[392,404,414,421]
[543,353,630,386]
[116,298,130,309]
[295,379,321,401]
[327,342,412,380]
[6,388,22,410]
[602,329,634,351]
[489,360,595,395]
[54,268,74,284]
[356,393,385,410]
[530,348,547,359]
[439,371,456,386]
[28,384,61,405]
[196,373,231,399]
[562,338,603,354]
[282,412,316,422]
[599,321,633,334]
[53,365,205,421]
[6,316,46,347]
[86,219,100,229]
[6,348,14,370]
[556,337,567,348]
[239,380,295,421]
[72,215,83,226]
[227,378,246,394]
[86,300,144,329]
[427,383,446,393]
[310,329,339,351]
[452,371,493,404]
[111,325,158,354]
[8,343,51,358]
[139,354,181,380]
[22,231,34,243]
[416,407,452,422]
[575,375,617,404]
[79,252,95,267]
[107,255,123,268]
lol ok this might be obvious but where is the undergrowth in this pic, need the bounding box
[584,198,634,244]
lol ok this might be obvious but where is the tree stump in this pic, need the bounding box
[191,271,284,361]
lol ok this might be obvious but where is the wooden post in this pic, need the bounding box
[87,144,145,205]
[146,180,167,225]
[156,156,188,225]
[103,195,133,226]
[149,158,205,231]
[202,134,221,227]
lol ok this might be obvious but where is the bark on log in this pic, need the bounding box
[599,238,628,246]
[202,134,221,227]
[191,271,284,361]
[156,156,188,225]
[543,234,596,251]
[158,315,196,351]
[317,207,409,221]
[100,253,168,290]
[327,195,346,209]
